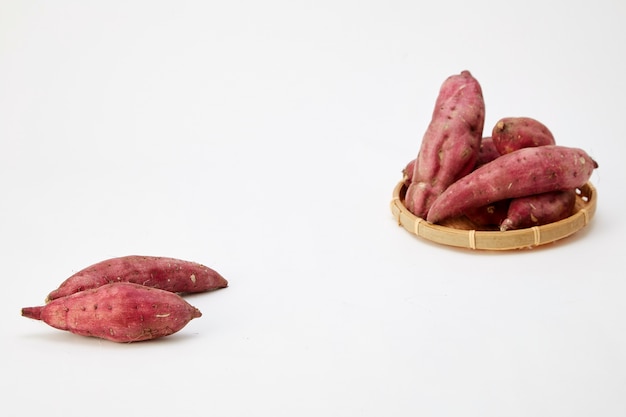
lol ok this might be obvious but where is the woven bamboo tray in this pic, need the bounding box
[390,180,597,250]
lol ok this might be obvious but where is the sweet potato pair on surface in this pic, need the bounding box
[22,256,227,343]
[403,71,598,231]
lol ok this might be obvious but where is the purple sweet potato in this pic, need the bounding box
[500,189,576,231]
[491,117,555,155]
[405,70,485,218]
[22,282,202,343]
[46,255,228,302]
[426,145,598,224]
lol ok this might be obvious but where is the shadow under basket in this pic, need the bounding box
[390,181,597,251]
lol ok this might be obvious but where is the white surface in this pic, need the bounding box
[1,1,625,416]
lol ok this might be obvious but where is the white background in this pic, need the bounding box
[1,1,625,416]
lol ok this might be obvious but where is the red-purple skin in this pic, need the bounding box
[500,189,576,231]
[475,136,501,167]
[23,282,202,343]
[492,117,556,155]
[46,255,228,302]
[405,70,485,219]
[408,136,499,183]
[426,145,598,224]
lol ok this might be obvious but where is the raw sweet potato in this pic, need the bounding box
[491,117,555,155]
[405,70,485,218]
[426,145,598,224]
[46,255,228,302]
[22,282,202,343]
[500,189,576,231]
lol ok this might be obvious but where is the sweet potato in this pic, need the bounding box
[426,145,598,224]
[405,70,485,218]
[22,282,202,343]
[46,255,228,302]
[500,189,576,231]
[492,117,555,155]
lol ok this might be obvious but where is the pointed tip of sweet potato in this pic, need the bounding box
[213,272,229,289]
[21,306,43,321]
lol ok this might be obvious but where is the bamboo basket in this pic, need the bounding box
[390,180,597,250]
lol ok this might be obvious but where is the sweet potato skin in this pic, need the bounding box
[460,136,510,227]
[46,255,228,302]
[500,189,576,231]
[405,70,485,218]
[475,136,501,167]
[426,145,598,224]
[23,282,202,343]
[492,117,555,155]
[404,136,495,188]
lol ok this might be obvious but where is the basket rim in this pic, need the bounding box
[390,181,597,250]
